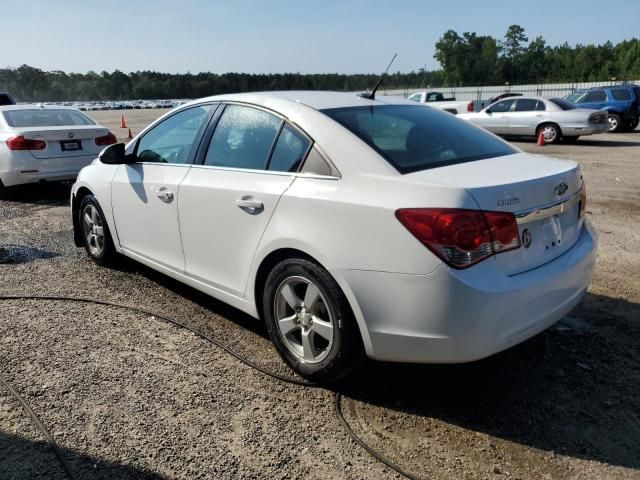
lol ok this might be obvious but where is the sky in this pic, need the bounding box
[5,0,640,75]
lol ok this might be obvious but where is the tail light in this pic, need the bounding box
[466,102,474,112]
[395,208,521,269]
[588,113,605,124]
[5,135,46,151]
[95,132,117,146]
[579,183,587,218]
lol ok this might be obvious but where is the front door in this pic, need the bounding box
[111,104,215,271]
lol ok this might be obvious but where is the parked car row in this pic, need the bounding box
[457,96,609,144]
[33,99,189,111]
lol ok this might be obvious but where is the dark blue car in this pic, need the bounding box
[565,85,640,132]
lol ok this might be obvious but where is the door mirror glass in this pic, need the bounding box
[485,108,492,114]
[99,143,126,164]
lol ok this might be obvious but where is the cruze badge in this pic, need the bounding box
[554,182,568,196]
[68,132,75,139]
[497,198,519,207]
[522,229,532,248]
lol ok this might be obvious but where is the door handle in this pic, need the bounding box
[236,196,264,214]
[156,188,174,202]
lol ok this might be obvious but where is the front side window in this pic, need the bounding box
[322,105,517,174]
[581,90,606,103]
[3,109,95,127]
[136,105,213,164]
[268,124,311,172]
[489,99,514,113]
[204,105,282,170]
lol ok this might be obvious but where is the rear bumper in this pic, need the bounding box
[562,124,608,136]
[0,154,95,187]
[337,221,597,363]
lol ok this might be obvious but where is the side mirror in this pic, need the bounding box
[485,108,492,114]
[99,143,126,164]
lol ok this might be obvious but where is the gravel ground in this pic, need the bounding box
[0,111,639,480]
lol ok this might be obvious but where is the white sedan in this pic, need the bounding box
[458,96,608,143]
[71,91,597,382]
[0,105,116,192]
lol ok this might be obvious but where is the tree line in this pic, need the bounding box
[434,25,640,86]
[1,26,638,102]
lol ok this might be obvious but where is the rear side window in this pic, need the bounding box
[3,109,95,127]
[580,90,606,103]
[205,105,282,170]
[268,124,311,172]
[611,88,631,101]
[322,105,517,174]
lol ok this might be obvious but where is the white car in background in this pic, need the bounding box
[0,105,116,192]
[71,91,597,382]
[458,96,608,143]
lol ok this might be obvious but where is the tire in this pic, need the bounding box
[607,113,622,133]
[537,123,561,144]
[263,257,364,383]
[78,194,116,266]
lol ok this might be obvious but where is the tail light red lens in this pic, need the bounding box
[95,132,117,146]
[395,208,521,269]
[5,135,46,151]
[579,183,587,218]
[467,102,474,112]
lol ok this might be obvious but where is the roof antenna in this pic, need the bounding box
[358,53,398,100]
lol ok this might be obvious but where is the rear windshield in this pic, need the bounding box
[2,109,95,127]
[549,98,577,110]
[321,105,517,173]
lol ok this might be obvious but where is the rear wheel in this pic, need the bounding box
[607,113,622,133]
[263,258,364,383]
[538,123,561,144]
[79,195,116,266]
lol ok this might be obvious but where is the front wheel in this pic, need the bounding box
[607,113,622,133]
[263,258,364,383]
[79,195,116,266]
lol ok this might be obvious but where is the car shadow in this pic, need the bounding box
[510,136,640,147]
[0,182,72,206]
[334,291,640,471]
[0,431,166,479]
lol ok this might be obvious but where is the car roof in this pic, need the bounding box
[0,104,82,112]
[196,90,415,111]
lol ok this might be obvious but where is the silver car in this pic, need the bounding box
[458,96,608,144]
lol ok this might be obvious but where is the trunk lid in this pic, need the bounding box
[407,152,584,274]
[19,126,109,159]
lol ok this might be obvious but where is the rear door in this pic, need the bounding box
[508,99,546,135]
[179,104,310,296]
[111,104,216,271]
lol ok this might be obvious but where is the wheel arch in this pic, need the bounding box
[252,246,374,356]
[72,186,95,247]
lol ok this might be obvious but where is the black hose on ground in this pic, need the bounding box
[0,294,422,480]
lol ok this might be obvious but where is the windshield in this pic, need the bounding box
[321,105,517,174]
[564,92,585,104]
[549,98,578,110]
[2,109,96,127]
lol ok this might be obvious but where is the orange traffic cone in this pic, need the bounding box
[127,128,133,140]
[537,129,545,146]
[120,114,127,128]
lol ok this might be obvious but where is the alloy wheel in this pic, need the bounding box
[81,204,105,256]
[274,276,335,364]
